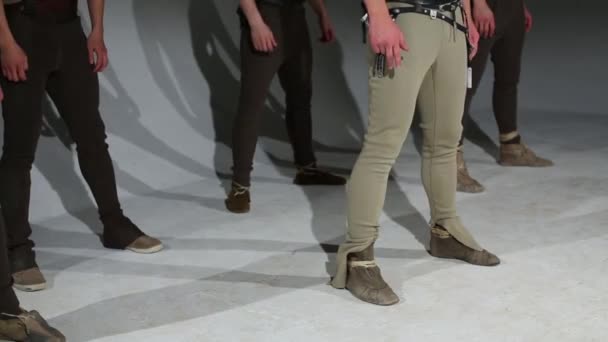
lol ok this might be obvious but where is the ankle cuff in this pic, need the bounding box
[499,131,520,143]
[348,260,377,268]
[431,226,451,239]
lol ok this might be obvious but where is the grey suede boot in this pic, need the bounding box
[345,244,400,306]
[429,226,500,266]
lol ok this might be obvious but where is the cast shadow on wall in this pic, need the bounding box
[132,0,365,190]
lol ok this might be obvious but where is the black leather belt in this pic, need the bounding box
[361,0,467,43]
[387,6,467,33]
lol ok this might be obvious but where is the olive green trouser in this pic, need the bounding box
[332,8,483,288]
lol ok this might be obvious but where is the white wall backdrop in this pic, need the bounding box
[0,0,605,223]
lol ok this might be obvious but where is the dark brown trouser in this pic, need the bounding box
[232,4,316,186]
[0,209,20,316]
[463,0,525,139]
[0,6,141,273]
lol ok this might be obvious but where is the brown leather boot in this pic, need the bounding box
[457,148,485,193]
[429,226,500,266]
[0,310,65,341]
[345,244,399,306]
[12,267,47,292]
[499,143,553,167]
[225,182,251,213]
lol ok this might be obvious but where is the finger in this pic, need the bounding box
[489,18,496,37]
[102,52,109,71]
[271,33,278,48]
[97,52,107,72]
[17,65,27,81]
[24,55,29,71]
[265,38,273,52]
[385,43,395,69]
[9,67,18,82]
[393,45,402,67]
[2,67,8,79]
[483,20,490,38]
[371,42,381,54]
[88,47,95,65]
[254,39,263,52]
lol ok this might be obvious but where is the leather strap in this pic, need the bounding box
[387,6,467,33]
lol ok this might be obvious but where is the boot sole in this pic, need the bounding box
[498,161,554,167]
[457,185,485,193]
[346,287,400,306]
[428,250,501,267]
[13,282,47,292]
[127,244,164,254]
[225,202,250,214]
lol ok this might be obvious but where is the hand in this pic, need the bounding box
[468,22,480,60]
[88,30,109,72]
[524,5,533,32]
[473,1,495,39]
[1,41,28,82]
[318,13,335,43]
[368,15,408,69]
[250,20,277,52]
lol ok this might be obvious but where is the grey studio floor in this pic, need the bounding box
[6,0,608,341]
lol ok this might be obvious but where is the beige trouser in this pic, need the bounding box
[332,7,483,288]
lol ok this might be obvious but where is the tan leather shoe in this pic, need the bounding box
[345,244,399,306]
[0,310,65,342]
[12,267,47,292]
[225,182,251,214]
[457,149,485,193]
[429,226,500,266]
[126,235,163,254]
[499,143,553,167]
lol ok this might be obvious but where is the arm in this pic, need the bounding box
[87,0,109,72]
[363,0,407,69]
[0,5,28,81]
[463,0,480,59]
[240,0,277,52]
[307,0,334,42]
[524,2,533,32]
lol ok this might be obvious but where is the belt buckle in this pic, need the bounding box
[429,9,438,19]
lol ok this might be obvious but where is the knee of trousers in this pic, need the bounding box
[362,131,408,161]
[0,155,35,173]
[73,133,110,155]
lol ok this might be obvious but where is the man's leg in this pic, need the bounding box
[277,11,345,186]
[0,9,53,291]
[331,11,441,305]
[226,5,285,213]
[418,13,498,266]
[457,35,495,193]
[493,0,553,166]
[45,20,162,253]
[0,210,20,316]
[1,214,65,341]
